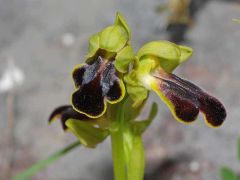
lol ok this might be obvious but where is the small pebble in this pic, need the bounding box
[189,161,200,172]
[61,33,75,47]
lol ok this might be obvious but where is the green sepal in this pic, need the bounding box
[66,119,109,148]
[99,25,129,53]
[220,166,238,180]
[137,41,180,72]
[137,41,192,72]
[179,45,193,63]
[131,102,158,135]
[87,33,100,58]
[85,12,131,61]
[115,12,131,38]
[115,45,134,73]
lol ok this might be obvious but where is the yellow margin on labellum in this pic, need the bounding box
[203,115,222,128]
[150,82,197,126]
[70,91,107,119]
[106,79,126,104]
[71,63,86,88]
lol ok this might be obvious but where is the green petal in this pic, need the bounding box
[66,119,109,148]
[115,45,134,73]
[126,85,148,108]
[124,67,150,107]
[115,12,131,38]
[124,70,139,86]
[124,58,156,87]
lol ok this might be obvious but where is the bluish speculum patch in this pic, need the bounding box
[72,55,125,118]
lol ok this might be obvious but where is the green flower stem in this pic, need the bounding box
[109,97,145,180]
[110,101,127,180]
[111,129,127,180]
[12,141,81,180]
[127,135,145,180]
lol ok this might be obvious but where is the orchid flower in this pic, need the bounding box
[47,12,226,180]
[124,41,226,127]
[49,13,134,148]
[71,13,133,118]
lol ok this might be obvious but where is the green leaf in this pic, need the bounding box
[13,141,81,180]
[131,102,158,135]
[115,45,134,73]
[220,166,238,180]
[66,119,109,148]
[233,19,240,24]
[237,137,240,162]
[115,12,131,38]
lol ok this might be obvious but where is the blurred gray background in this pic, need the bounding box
[0,0,239,179]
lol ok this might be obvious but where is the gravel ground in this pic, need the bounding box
[0,0,239,179]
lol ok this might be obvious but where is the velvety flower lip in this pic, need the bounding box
[49,105,91,131]
[150,68,226,127]
[71,55,125,118]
